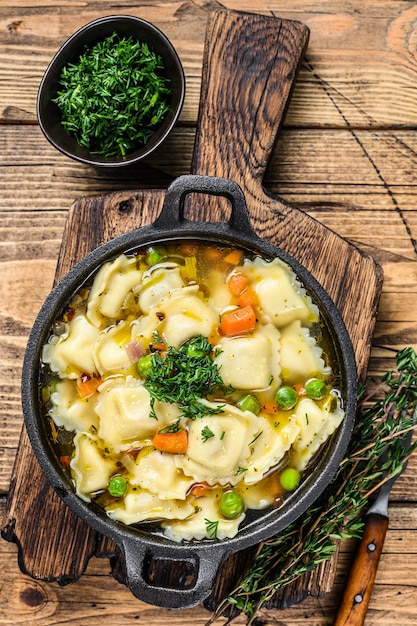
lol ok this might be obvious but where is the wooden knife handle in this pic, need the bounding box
[333,513,389,626]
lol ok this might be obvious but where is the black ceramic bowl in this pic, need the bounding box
[37,15,185,167]
[22,175,357,609]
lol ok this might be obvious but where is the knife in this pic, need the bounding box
[333,411,415,626]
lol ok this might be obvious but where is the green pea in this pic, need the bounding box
[237,394,261,415]
[279,467,301,491]
[108,475,127,497]
[145,245,166,266]
[275,386,297,410]
[137,354,154,379]
[219,491,244,519]
[305,378,327,400]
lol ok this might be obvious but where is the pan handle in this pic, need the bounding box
[121,537,228,609]
[152,174,256,238]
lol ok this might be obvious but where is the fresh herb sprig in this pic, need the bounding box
[205,518,219,540]
[144,334,234,421]
[53,32,171,158]
[207,347,417,625]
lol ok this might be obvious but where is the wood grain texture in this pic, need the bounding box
[2,500,417,626]
[2,7,383,614]
[1,1,417,128]
[1,0,417,624]
[1,136,416,494]
[190,10,382,378]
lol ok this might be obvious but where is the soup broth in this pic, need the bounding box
[40,241,345,542]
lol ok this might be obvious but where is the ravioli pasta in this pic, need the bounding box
[40,242,346,542]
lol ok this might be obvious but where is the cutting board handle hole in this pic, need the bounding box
[183,192,232,224]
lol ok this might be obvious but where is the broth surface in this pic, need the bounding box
[40,242,345,542]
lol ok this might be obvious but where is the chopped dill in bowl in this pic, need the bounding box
[53,32,172,158]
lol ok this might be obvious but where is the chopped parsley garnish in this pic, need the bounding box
[157,419,181,434]
[248,431,263,447]
[204,518,219,540]
[142,335,234,420]
[201,425,215,442]
[53,32,172,158]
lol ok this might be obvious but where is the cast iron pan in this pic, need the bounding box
[22,174,357,609]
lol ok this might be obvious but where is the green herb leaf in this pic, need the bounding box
[201,425,215,442]
[157,419,181,434]
[204,518,219,540]
[53,33,172,158]
[143,335,234,421]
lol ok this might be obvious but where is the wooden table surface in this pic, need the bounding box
[1,1,417,625]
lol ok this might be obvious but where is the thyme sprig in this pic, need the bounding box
[207,347,417,625]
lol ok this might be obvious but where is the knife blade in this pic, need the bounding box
[333,409,415,626]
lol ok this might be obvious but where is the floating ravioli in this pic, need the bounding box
[131,285,218,348]
[243,415,300,484]
[42,314,99,378]
[130,310,162,345]
[49,379,99,432]
[279,320,330,385]
[107,490,195,525]
[162,493,245,541]
[87,254,142,326]
[94,377,153,452]
[93,321,133,376]
[241,257,318,327]
[236,480,275,510]
[206,269,233,311]
[138,264,184,313]
[214,324,281,392]
[292,397,345,471]
[175,401,258,486]
[157,286,218,348]
[128,449,194,500]
[152,400,183,424]
[71,432,116,500]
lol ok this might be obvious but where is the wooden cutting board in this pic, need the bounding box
[2,9,383,612]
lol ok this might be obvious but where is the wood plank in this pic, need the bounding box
[0,1,416,624]
[1,9,382,611]
[1,499,416,625]
[1,1,417,128]
[1,127,416,232]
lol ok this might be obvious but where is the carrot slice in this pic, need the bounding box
[294,383,306,396]
[224,249,243,265]
[150,341,166,352]
[204,246,224,261]
[77,373,102,398]
[189,482,210,497]
[220,305,256,336]
[262,402,278,415]
[227,273,248,296]
[152,429,188,454]
[238,287,258,309]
